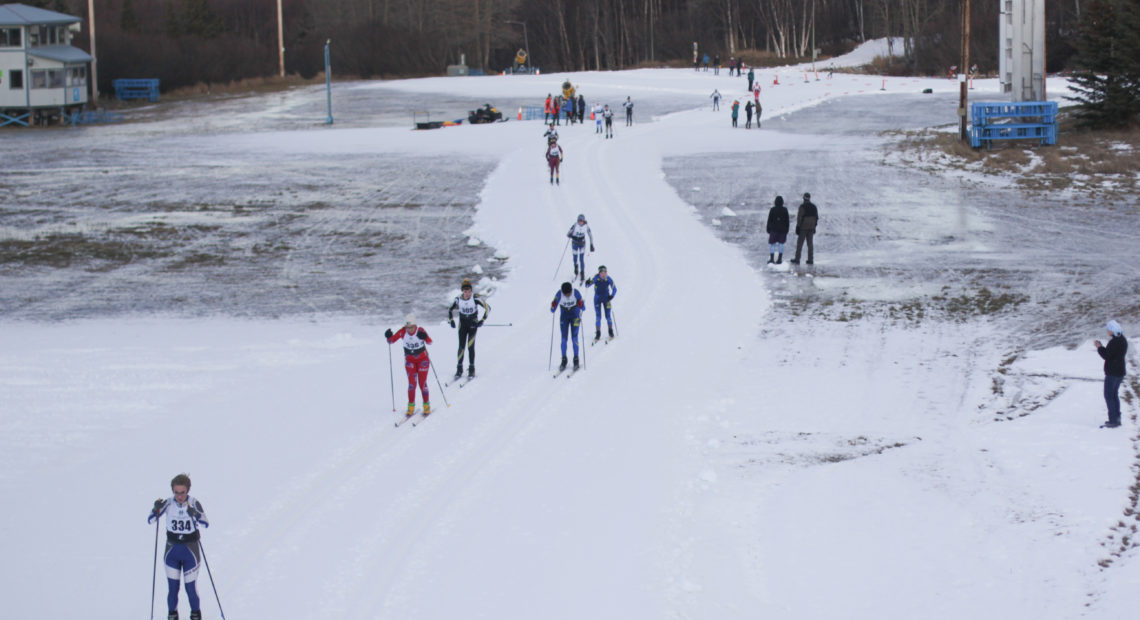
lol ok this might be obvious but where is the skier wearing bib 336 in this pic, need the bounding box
[448,279,490,379]
[551,281,584,371]
[385,315,433,416]
[148,473,210,620]
[585,265,617,341]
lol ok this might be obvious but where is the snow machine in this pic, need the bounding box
[468,104,503,124]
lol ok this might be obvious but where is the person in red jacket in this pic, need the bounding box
[544,94,553,123]
[385,314,433,416]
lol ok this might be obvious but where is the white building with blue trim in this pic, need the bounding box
[0,3,92,125]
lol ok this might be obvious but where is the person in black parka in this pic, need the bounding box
[1095,320,1128,428]
[766,196,790,264]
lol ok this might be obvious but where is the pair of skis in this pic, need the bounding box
[394,408,429,428]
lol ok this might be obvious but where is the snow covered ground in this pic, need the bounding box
[2,40,1139,619]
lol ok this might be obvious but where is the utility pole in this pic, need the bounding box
[87,0,97,104]
[959,0,970,141]
[277,0,285,77]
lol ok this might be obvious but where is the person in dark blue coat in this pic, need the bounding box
[766,195,790,264]
[1095,320,1128,428]
[550,281,584,370]
[584,265,618,341]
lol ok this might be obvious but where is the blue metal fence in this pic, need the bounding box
[970,101,1058,148]
[112,79,160,102]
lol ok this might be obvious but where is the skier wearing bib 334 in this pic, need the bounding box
[148,473,210,620]
[585,265,617,341]
[567,214,594,284]
[551,281,584,371]
[448,279,490,379]
[385,315,433,416]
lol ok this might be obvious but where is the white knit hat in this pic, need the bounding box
[405,314,417,326]
[1106,320,1122,335]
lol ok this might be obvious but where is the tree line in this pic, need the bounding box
[25,0,1136,125]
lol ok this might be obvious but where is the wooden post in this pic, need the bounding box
[277,0,285,77]
[959,0,970,142]
[87,0,97,105]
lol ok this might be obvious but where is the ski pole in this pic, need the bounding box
[548,312,556,370]
[150,517,159,620]
[610,307,618,337]
[478,323,513,327]
[579,319,586,370]
[199,538,227,620]
[387,341,395,412]
[552,238,570,280]
[428,356,450,407]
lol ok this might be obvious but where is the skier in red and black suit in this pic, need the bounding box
[546,138,564,185]
[385,315,433,416]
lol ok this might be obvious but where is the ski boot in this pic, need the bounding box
[572,356,580,370]
[573,265,579,279]
[423,402,431,415]
[559,356,568,371]
[167,613,178,620]
[594,328,601,342]
[406,402,416,417]
[190,611,201,620]
[556,176,560,185]
[468,366,475,378]
[454,365,463,380]
[608,326,614,338]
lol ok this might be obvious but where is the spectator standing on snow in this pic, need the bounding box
[790,193,819,265]
[755,99,763,128]
[744,100,753,128]
[623,96,633,126]
[578,94,586,124]
[747,67,755,91]
[448,279,490,379]
[544,94,553,123]
[567,213,595,282]
[550,282,585,371]
[585,265,617,342]
[385,315,433,416]
[710,89,721,110]
[766,195,790,264]
[1095,320,1128,428]
[565,95,576,125]
[713,54,720,75]
[148,473,210,620]
[730,100,739,127]
[753,82,761,106]
[551,96,561,126]
[703,53,710,71]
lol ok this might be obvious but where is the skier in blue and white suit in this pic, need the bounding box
[584,265,617,341]
[550,281,584,371]
[148,473,209,620]
[566,214,594,284]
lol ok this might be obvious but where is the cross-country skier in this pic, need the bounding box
[593,102,604,134]
[385,315,433,416]
[567,213,594,283]
[448,279,489,379]
[543,122,559,142]
[603,104,615,138]
[550,281,584,371]
[584,265,617,341]
[623,96,633,126]
[148,473,210,620]
[546,138,564,184]
[710,89,721,110]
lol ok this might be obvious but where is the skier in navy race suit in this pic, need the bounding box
[584,265,617,341]
[551,281,584,370]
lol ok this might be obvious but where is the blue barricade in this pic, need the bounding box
[970,101,1057,148]
[112,79,160,102]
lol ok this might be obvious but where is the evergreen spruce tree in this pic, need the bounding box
[1067,0,1139,127]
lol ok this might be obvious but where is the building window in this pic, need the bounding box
[9,69,23,89]
[49,68,64,87]
[0,27,22,47]
[29,69,64,88]
[67,66,87,86]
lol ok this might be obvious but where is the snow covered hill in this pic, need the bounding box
[2,40,1138,619]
